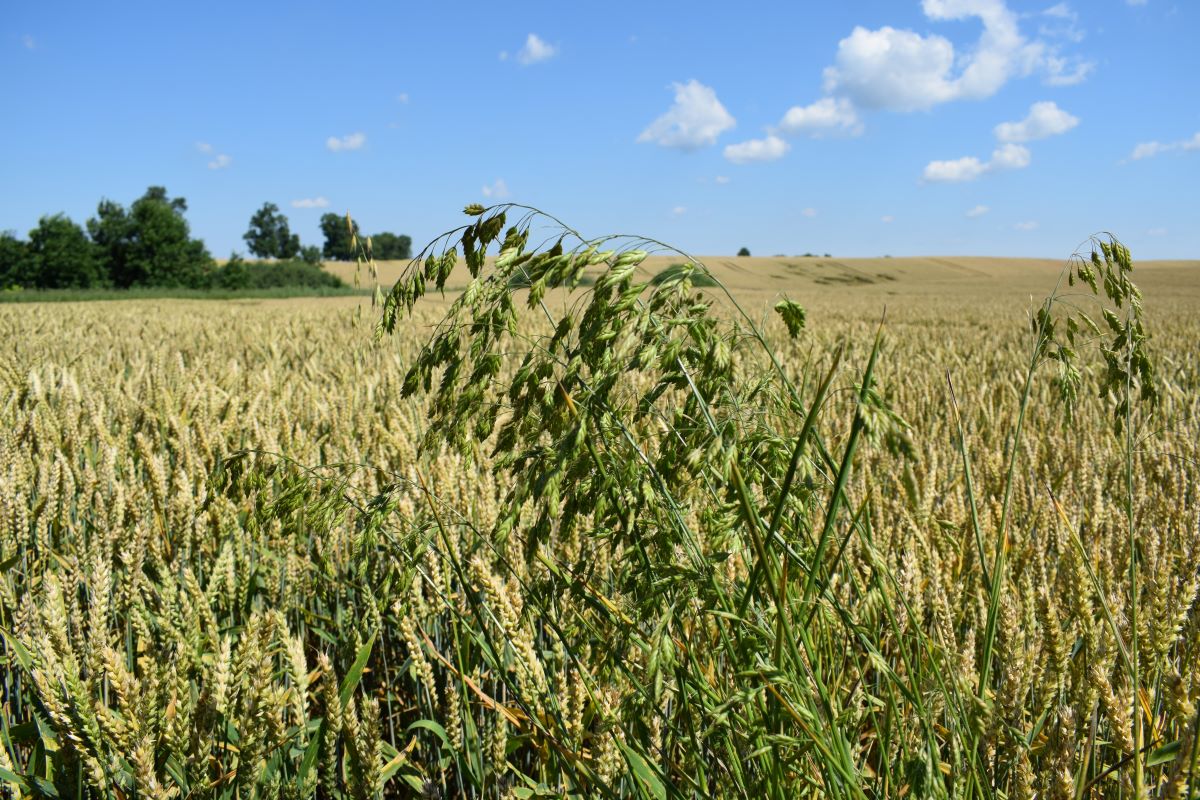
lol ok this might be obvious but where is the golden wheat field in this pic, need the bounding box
[1,240,1199,798]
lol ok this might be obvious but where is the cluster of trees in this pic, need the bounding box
[1,189,413,292]
[317,213,411,261]
[0,187,218,290]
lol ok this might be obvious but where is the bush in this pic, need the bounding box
[737,246,750,256]
[210,256,345,290]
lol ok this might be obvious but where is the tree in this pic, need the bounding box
[319,213,359,260]
[87,199,135,286]
[371,232,412,260]
[26,214,105,289]
[300,245,322,265]
[0,231,28,289]
[244,202,301,260]
[89,187,213,287]
[737,247,750,257]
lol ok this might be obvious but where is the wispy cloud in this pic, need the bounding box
[1146,226,1167,236]
[1014,220,1039,231]
[21,34,35,50]
[639,80,736,151]
[396,92,409,104]
[923,143,1030,183]
[966,204,990,218]
[671,206,687,216]
[994,101,1079,142]
[714,175,731,185]
[881,215,895,223]
[1126,131,1200,161]
[196,142,214,154]
[481,179,509,199]
[777,97,862,138]
[517,33,557,65]
[801,207,818,218]
[291,197,330,209]
[723,135,789,164]
[326,132,366,152]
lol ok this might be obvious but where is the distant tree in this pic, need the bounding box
[319,212,360,260]
[299,245,322,265]
[87,199,134,286]
[88,187,213,287]
[737,247,750,257]
[0,231,29,289]
[244,202,301,260]
[371,232,412,260]
[26,214,105,289]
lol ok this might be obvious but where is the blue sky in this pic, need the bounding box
[1,0,1196,259]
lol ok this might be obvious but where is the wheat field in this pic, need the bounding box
[1,219,1198,798]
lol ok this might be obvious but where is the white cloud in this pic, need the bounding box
[801,207,818,218]
[498,50,509,61]
[672,206,687,216]
[326,132,366,152]
[923,156,988,183]
[1126,0,1147,5]
[639,80,736,151]
[990,142,1031,169]
[924,142,1029,183]
[1014,220,1039,231]
[966,204,990,218]
[291,197,330,209]
[881,215,895,223]
[207,154,232,170]
[517,33,557,65]
[723,135,789,164]
[195,141,214,154]
[816,0,1091,115]
[994,101,1079,142]
[1127,131,1200,161]
[714,175,731,185]
[777,97,862,137]
[1147,227,1167,236]
[481,179,509,199]
[21,34,35,50]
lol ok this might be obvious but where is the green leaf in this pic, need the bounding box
[617,740,667,800]
[339,632,376,708]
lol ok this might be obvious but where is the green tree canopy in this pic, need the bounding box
[244,202,301,260]
[371,232,412,260]
[26,215,105,289]
[319,212,359,261]
[88,187,213,288]
[0,231,28,289]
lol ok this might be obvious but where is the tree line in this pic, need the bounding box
[0,189,412,291]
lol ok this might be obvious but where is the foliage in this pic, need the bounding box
[244,202,302,260]
[369,232,412,260]
[320,212,361,261]
[0,230,28,289]
[211,253,346,290]
[300,245,322,265]
[86,187,214,288]
[737,246,750,256]
[24,214,106,289]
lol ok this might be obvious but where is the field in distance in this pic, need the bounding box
[326,254,1200,304]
